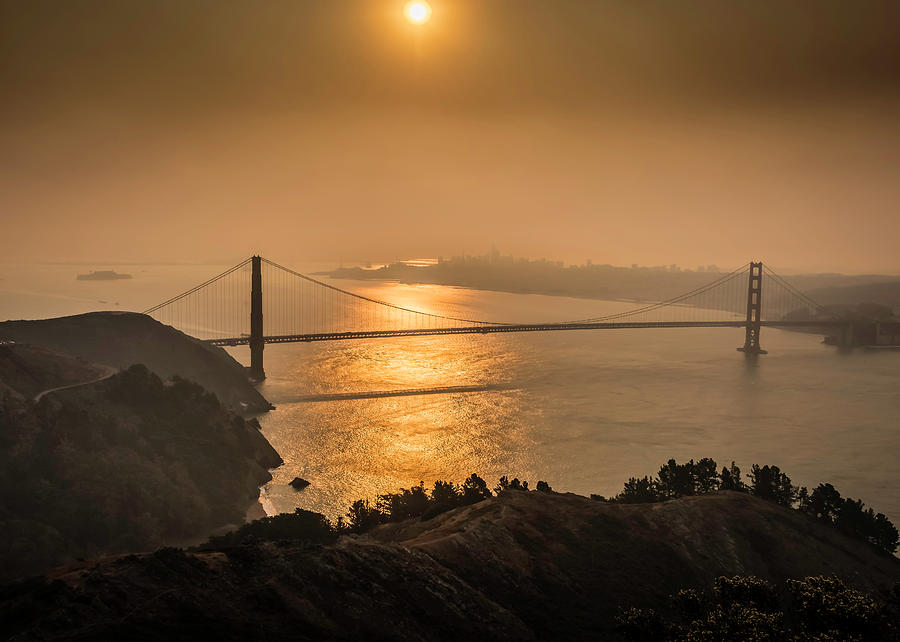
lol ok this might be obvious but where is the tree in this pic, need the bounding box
[802,483,843,521]
[749,465,796,507]
[694,458,719,494]
[377,482,429,522]
[871,513,899,554]
[536,480,553,493]
[719,461,746,492]
[346,499,382,533]
[657,459,695,498]
[615,476,660,504]
[431,480,460,506]
[460,473,492,505]
[800,483,898,554]
[494,476,527,493]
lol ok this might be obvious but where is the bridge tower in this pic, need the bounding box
[249,255,266,380]
[738,261,767,355]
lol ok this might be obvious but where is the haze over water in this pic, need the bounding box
[245,279,900,526]
[4,262,898,526]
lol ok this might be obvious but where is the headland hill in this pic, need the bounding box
[1,310,899,639]
[0,313,279,581]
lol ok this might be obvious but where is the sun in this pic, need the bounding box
[404,1,432,25]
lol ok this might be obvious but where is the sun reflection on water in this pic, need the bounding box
[242,281,900,530]
[253,330,529,520]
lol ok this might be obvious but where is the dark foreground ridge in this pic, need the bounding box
[0,353,282,582]
[3,491,898,641]
[0,312,271,413]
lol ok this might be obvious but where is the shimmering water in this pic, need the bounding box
[3,263,898,525]
[238,281,900,525]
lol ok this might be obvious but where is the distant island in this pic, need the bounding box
[76,269,132,281]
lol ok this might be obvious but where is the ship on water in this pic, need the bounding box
[75,270,132,281]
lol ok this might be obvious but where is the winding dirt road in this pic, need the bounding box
[33,365,119,402]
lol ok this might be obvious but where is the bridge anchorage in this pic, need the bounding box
[144,256,845,380]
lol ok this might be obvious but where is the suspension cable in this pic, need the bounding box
[564,263,751,323]
[260,258,508,326]
[143,258,252,314]
[144,257,830,334]
[762,264,831,316]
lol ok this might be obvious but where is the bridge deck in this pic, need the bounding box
[204,320,845,347]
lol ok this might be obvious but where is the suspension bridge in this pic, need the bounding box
[144,257,848,380]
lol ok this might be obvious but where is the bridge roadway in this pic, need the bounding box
[204,320,846,347]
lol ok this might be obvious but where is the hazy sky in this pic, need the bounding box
[2,1,899,272]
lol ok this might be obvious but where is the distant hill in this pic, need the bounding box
[3,491,897,640]
[0,312,271,413]
[808,280,900,310]
[328,259,900,310]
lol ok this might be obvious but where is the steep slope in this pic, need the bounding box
[2,491,897,640]
[0,364,282,582]
[0,312,270,413]
[0,344,109,400]
[373,490,900,637]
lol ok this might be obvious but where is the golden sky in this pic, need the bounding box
[1,1,899,272]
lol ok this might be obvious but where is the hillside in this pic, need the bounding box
[3,491,897,640]
[0,312,271,413]
[0,361,282,582]
[808,279,900,310]
[0,343,109,401]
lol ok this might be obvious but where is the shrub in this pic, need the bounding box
[617,575,898,640]
[203,509,336,548]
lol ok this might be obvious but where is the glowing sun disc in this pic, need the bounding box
[404,1,432,24]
